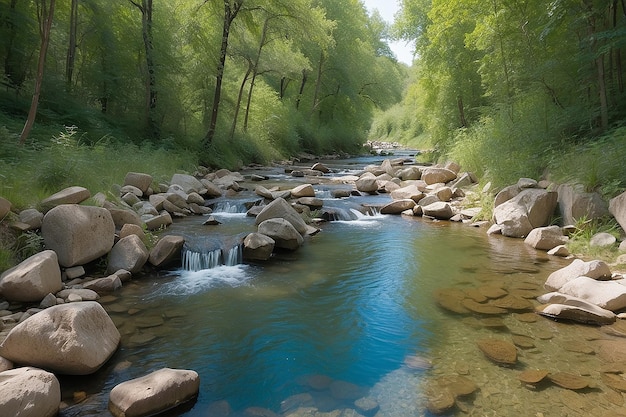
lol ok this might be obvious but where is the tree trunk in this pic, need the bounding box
[18,0,55,145]
[203,0,243,148]
[310,51,325,116]
[230,61,252,139]
[66,0,78,89]
[457,95,467,128]
[243,17,269,132]
[295,69,307,110]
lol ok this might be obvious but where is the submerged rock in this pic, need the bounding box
[477,339,517,365]
[547,372,590,390]
[518,369,549,385]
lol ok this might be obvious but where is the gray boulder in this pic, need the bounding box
[524,226,568,251]
[557,184,609,226]
[144,212,173,230]
[82,275,122,294]
[610,191,626,232]
[0,367,60,417]
[421,168,456,185]
[148,235,185,268]
[381,199,416,215]
[355,173,379,194]
[254,198,307,235]
[18,209,43,230]
[171,174,203,194]
[108,368,200,417]
[200,179,222,198]
[537,302,615,325]
[291,184,315,198]
[40,186,91,210]
[0,250,62,303]
[397,167,421,181]
[243,233,275,261]
[559,276,626,312]
[124,172,153,194]
[258,218,303,250]
[494,184,521,208]
[545,258,612,291]
[42,205,115,268]
[590,232,616,248]
[0,301,120,375]
[422,202,454,220]
[107,208,143,230]
[390,184,424,202]
[107,235,149,274]
[492,188,558,238]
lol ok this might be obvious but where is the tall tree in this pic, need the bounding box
[18,0,55,145]
[130,0,159,139]
[65,0,78,89]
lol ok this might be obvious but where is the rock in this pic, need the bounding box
[434,288,470,314]
[329,380,364,400]
[517,178,538,188]
[547,372,590,390]
[557,184,609,226]
[148,235,184,268]
[122,192,141,206]
[108,368,199,417]
[18,209,43,230]
[0,301,120,375]
[354,396,379,416]
[332,189,351,198]
[62,265,84,280]
[536,302,616,325]
[311,162,330,173]
[120,223,146,240]
[0,250,62,303]
[493,188,558,238]
[171,174,203,194]
[107,208,143,230]
[107,235,149,274]
[559,276,626,311]
[82,275,123,293]
[57,288,100,302]
[547,245,570,257]
[40,186,90,210]
[421,167,457,185]
[186,192,205,205]
[462,299,506,315]
[524,226,568,250]
[390,184,424,202]
[296,197,323,209]
[422,202,454,220]
[42,205,115,268]
[477,338,517,365]
[610,191,626,232]
[254,198,307,235]
[491,295,533,311]
[518,369,549,385]
[380,199,416,214]
[417,194,440,207]
[435,187,453,202]
[144,212,172,230]
[544,259,612,291]
[39,293,57,308]
[425,385,455,415]
[0,197,11,218]
[243,233,275,261]
[120,185,143,198]
[590,232,616,247]
[436,375,478,398]
[0,367,60,417]
[257,219,303,250]
[355,173,379,194]
[494,184,521,207]
[396,166,421,181]
[602,373,626,392]
[291,184,315,198]
[124,172,153,194]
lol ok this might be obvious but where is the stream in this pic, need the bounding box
[58,152,626,417]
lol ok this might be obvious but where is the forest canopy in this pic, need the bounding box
[0,0,407,166]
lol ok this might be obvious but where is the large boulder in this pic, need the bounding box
[108,368,200,417]
[254,198,307,235]
[544,259,612,291]
[492,188,558,238]
[144,212,173,230]
[257,218,303,250]
[0,250,62,303]
[355,173,379,194]
[40,186,90,210]
[0,301,120,375]
[610,191,626,232]
[107,208,143,230]
[421,168,457,185]
[42,205,115,267]
[291,184,315,198]
[170,174,203,194]
[559,276,626,312]
[149,235,184,268]
[422,202,454,220]
[18,209,44,230]
[524,226,568,250]
[0,367,60,417]
[557,184,609,226]
[390,184,424,202]
[107,235,149,274]
[536,292,616,324]
[494,184,521,208]
[380,199,416,215]
[243,233,275,261]
[124,172,153,194]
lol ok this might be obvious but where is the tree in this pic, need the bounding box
[65,0,78,89]
[18,0,55,145]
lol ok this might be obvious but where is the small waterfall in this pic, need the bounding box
[212,201,249,213]
[182,243,243,271]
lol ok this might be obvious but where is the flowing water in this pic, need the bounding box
[58,153,626,417]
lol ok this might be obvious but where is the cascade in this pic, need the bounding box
[181,243,243,271]
[212,201,249,213]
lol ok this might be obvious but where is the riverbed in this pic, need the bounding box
[58,153,626,417]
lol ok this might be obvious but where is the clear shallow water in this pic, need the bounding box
[58,154,625,417]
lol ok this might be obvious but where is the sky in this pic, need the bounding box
[361,0,414,65]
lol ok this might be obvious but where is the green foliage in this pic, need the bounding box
[14,231,44,261]
[566,216,623,262]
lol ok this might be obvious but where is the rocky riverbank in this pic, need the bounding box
[1,153,626,416]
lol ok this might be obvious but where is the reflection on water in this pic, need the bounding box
[58,157,625,417]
